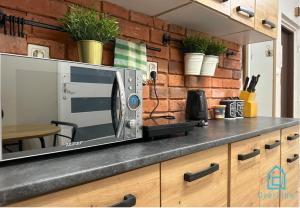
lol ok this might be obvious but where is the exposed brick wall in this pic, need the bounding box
[0,0,242,120]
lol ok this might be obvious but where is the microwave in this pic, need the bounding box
[0,54,143,161]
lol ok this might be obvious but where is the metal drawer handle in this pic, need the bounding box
[236,6,255,18]
[238,149,260,161]
[265,140,281,150]
[262,19,276,29]
[287,134,299,141]
[111,194,136,207]
[184,163,219,182]
[287,154,299,163]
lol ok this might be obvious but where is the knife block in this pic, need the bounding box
[240,91,257,118]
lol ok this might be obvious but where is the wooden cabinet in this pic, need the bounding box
[194,0,231,16]
[229,136,261,207]
[231,0,255,28]
[259,131,281,207]
[280,126,299,207]
[161,145,228,207]
[255,0,278,38]
[11,165,160,207]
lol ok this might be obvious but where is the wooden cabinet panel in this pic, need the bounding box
[231,0,255,27]
[259,131,281,207]
[10,165,160,207]
[280,126,299,207]
[255,0,278,38]
[161,145,228,207]
[229,136,261,206]
[194,0,231,16]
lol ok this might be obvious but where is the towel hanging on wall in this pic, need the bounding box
[114,38,147,82]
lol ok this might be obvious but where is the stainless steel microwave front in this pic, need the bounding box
[0,54,143,161]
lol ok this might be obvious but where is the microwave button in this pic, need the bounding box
[128,78,132,82]
[126,120,136,129]
[128,86,133,90]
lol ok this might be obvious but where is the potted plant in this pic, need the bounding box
[201,39,227,76]
[60,5,119,65]
[182,36,209,75]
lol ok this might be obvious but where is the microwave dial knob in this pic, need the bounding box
[126,120,136,129]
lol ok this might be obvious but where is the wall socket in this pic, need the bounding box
[147,61,158,80]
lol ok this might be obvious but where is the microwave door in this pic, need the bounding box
[58,66,123,145]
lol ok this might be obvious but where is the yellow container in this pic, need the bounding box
[77,40,103,65]
[240,90,257,118]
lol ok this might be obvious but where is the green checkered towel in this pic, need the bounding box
[114,38,147,81]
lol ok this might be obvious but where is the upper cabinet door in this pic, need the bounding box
[194,0,231,16]
[255,0,278,39]
[231,0,255,28]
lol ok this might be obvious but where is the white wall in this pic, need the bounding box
[248,41,274,117]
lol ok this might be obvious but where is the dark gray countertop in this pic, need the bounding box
[0,117,299,205]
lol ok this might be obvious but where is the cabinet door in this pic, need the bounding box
[280,126,299,207]
[194,0,231,16]
[10,165,160,207]
[161,145,228,207]
[259,131,281,207]
[229,136,261,206]
[255,0,278,38]
[231,0,255,27]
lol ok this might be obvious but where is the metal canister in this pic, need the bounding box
[236,99,244,119]
[220,99,237,120]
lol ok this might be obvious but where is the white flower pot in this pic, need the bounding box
[200,55,219,76]
[184,53,205,75]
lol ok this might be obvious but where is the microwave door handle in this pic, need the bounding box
[115,71,126,139]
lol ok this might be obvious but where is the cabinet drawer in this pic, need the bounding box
[259,131,281,207]
[10,165,160,207]
[229,136,261,206]
[231,0,255,27]
[195,0,231,16]
[255,0,278,38]
[280,126,299,207]
[161,145,228,207]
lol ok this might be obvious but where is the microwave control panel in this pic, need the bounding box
[124,69,143,140]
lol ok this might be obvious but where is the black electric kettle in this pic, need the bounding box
[185,90,208,126]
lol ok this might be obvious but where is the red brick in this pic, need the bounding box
[223,59,241,70]
[185,76,212,88]
[153,18,168,31]
[66,42,79,61]
[28,14,69,43]
[102,1,129,19]
[156,73,168,86]
[168,75,185,87]
[118,19,149,41]
[212,78,223,88]
[169,61,184,75]
[214,68,233,79]
[102,48,114,66]
[143,100,168,112]
[143,112,170,120]
[27,36,65,59]
[170,111,186,121]
[147,57,168,73]
[147,43,169,60]
[169,87,187,99]
[170,47,183,62]
[143,85,150,99]
[211,89,234,98]
[150,86,168,99]
[186,29,210,38]
[0,34,27,55]
[232,89,241,98]
[218,55,224,68]
[169,24,185,35]
[0,0,68,19]
[65,0,101,11]
[223,40,241,51]
[150,29,164,45]
[222,79,241,89]
[226,51,241,61]
[232,70,242,80]
[169,99,186,112]
[130,11,153,27]
[169,33,185,48]
[207,99,221,109]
